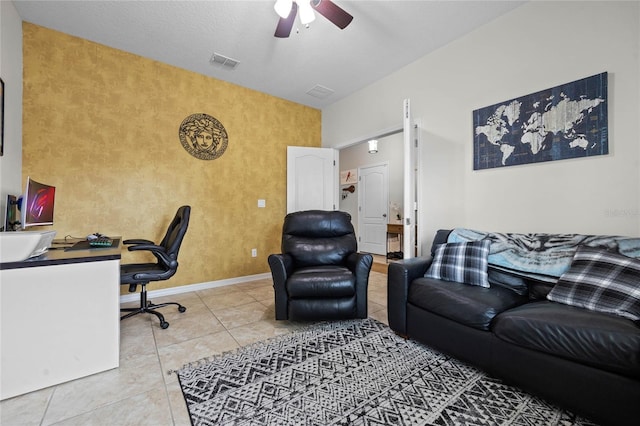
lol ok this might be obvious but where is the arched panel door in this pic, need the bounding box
[358,163,389,255]
[287,147,338,213]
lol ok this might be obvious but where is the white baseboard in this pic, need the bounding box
[119,272,272,303]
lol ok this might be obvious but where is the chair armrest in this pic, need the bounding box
[387,256,432,334]
[346,252,373,318]
[268,254,293,320]
[125,244,178,281]
[131,267,177,282]
[127,243,176,269]
[123,239,155,245]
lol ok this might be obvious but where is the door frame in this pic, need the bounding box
[333,106,420,259]
[402,99,416,259]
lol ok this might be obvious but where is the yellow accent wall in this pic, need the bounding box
[22,23,321,291]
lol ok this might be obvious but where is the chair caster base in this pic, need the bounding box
[120,300,186,330]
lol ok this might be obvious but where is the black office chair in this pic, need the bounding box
[268,210,373,321]
[120,205,191,329]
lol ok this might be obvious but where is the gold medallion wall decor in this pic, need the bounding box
[179,113,229,160]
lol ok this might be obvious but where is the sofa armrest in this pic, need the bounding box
[387,256,432,334]
[346,252,374,318]
[268,253,293,320]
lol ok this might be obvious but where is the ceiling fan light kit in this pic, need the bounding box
[274,0,353,38]
[298,1,316,25]
[274,0,293,19]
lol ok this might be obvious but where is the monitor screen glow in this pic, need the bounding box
[21,177,56,228]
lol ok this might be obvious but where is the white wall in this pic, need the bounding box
[0,0,24,227]
[323,1,640,250]
[637,1,640,229]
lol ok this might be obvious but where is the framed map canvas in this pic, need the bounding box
[473,72,608,170]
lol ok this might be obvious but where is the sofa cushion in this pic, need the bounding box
[408,277,527,330]
[547,246,640,321]
[492,301,640,379]
[288,297,356,320]
[487,267,557,299]
[527,280,556,301]
[487,267,529,296]
[287,266,355,298]
[425,240,490,287]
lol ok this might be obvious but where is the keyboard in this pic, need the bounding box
[89,236,113,247]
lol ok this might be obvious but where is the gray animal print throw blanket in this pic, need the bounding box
[448,228,640,282]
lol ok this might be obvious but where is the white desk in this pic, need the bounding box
[0,243,121,400]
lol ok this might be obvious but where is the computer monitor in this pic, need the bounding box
[20,177,56,229]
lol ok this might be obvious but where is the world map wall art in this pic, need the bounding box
[473,72,608,170]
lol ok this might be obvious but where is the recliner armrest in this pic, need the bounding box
[387,256,433,334]
[346,252,373,318]
[345,252,372,274]
[268,253,294,320]
[268,253,293,281]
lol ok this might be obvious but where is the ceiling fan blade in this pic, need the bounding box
[274,2,298,38]
[312,0,353,29]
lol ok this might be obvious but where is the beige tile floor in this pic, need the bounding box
[0,271,389,426]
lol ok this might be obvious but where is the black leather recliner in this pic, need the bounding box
[268,210,373,321]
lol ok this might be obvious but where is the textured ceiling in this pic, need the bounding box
[13,0,525,109]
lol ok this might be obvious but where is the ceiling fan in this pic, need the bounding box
[274,0,354,38]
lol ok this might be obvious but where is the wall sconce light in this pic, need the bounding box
[368,139,378,154]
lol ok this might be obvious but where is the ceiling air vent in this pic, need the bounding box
[306,84,334,99]
[210,52,240,70]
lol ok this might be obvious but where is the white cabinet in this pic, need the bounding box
[1,248,120,400]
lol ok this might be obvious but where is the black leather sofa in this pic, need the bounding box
[388,229,640,426]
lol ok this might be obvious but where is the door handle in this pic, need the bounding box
[383,214,387,217]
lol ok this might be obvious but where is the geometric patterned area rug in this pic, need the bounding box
[175,318,596,426]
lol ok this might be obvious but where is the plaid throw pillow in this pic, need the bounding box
[425,240,490,287]
[547,246,640,321]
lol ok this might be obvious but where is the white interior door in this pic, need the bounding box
[358,163,389,254]
[287,147,337,213]
[403,99,416,259]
